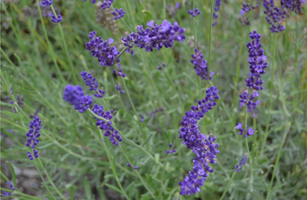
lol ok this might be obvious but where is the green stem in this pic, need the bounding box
[207,0,214,76]
[37,157,66,199]
[266,123,291,200]
[219,171,237,200]
[121,76,138,118]
[50,5,77,84]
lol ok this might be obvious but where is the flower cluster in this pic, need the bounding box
[234,154,249,172]
[84,0,114,9]
[92,104,122,146]
[239,2,258,26]
[178,86,220,195]
[51,14,62,23]
[281,0,305,14]
[121,20,186,54]
[25,116,41,160]
[190,48,214,80]
[86,32,126,77]
[40,0,53,6]
[63,85,93,113]
[115,85,124,94]
[263,0,286,33]
[237,30,266,136]
[2,181,15,197]
[81,71,105,98]
[111,8,125,20]
[166,142,176,154]
[188,8,200,17]
[212,0,221,26]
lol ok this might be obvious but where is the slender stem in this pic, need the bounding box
[50,5,77,84]
[207,0,214,76]
[37,157,66,199]
[35,0,65,83]
[121,76,138,118]
[219,171,237,200]
[163,0,166,19]
[98,130,130,200]
[266,123,291,200]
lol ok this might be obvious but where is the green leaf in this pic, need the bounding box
[105,183,123,194]
[83,177,92,200]
[6,161,16,186]
[70,186,76,200]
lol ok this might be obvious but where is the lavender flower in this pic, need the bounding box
[212,0,221,26]
[178,87,220,196]
[80,71,105,98]
[235,123,254,138]
[25,116,41,160]
[40,0,53,6]
[51,14,62,23]
[190,48,214,80]
[166,143,176,154]
[3,191,12,196]
[263,0,286,33]
[63,85,93,113]
[281,0,305,14]
[234,154,249,172]
[188,8,200,17]
[92,104,122,146]
[6,181,15,191]
[140,115,144,122]
[101,0,114,9]
[166,2,181,16]
[122,20,186,54]
[127,163,132,167]
[111,8,125,20]
[86,31,126,77]
[239,2,258,26]
[134,166,138,169]
[115,85,124,94]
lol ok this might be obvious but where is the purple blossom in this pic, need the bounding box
[25,116,41,160]
[86,31,126,77]
[51,14,62,23]
[40,0,53,6]
[134,166,138,169]
[157,63,166,70]
[3,191,12,196]
[263,0,286,33]
[212,0,221,26]
[101,0,114,9]
[92,104,122,146]
[111,8,125,20]
[121,20,186,55]
[115,85,124,94]
[178,87,220,196]
[166,149,176,154]
[239,2,258,26]
[127,163,132,167]
[140,115,144,122]
[166,2,181,16]
[235,123,254,138]
[234,154,249,172]
[188,8,200,17]
[190,48,214,80]
[281,0,305,14]
[63,85,93,113]
[80,71,105,98]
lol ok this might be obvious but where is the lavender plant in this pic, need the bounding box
[1,0,306,199]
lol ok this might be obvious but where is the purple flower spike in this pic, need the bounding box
[63,85,93,113]
[40,0,53,7]
[51,14,62,23]
[191,48,214,80]
[212,0,222,26]
[263,0,286,33]
[101,0,114,9]
[25,116,42,160]
[111,8,125,20]
[234,154,248,172]
[80,71,105,98]
[121,20,186,55]
[188,8,201,17]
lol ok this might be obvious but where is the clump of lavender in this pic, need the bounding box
[281,0,305,14]
[25,116,41,160]
[40,0,53,6]
[157,63,166,70]
[188,8,200,17]
[190,48,214,80]
[81,71,105,98]
[212,0,222,26]
[115,85,124,94]
[234,154,249,172]
[239,2,259,26]
[86,31,126,77]
[263,0,286,33]
[178,86,220,195]
[111,8,125,20]
[63,85,93,113]
[166,2,181,16]
[121,20,186,54]
[92,104,122,146]
[236,30,267,137]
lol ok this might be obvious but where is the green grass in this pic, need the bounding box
[1,0,307,199]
